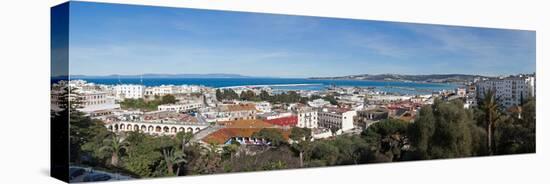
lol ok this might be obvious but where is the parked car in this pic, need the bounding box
[69,167,85,180]
[83,173,112,182]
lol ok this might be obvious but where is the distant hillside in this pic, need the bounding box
[310,74,486,83]
[71,73,252,79]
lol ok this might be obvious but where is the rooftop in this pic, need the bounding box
[321,107,352,114]
[203,128,290,145]
[220,104,257,112]
[218,119,278,129]
[143,111,199,123]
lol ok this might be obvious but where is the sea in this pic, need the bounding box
[69,77,459,95]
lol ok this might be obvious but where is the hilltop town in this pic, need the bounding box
[52,73,535,181]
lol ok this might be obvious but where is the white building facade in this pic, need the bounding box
[145,85,203,96]
[296,107,318,128]
[308,99,330,108]
[318,108,357,132]
[115,84,145,100]
[254,101,272,113]
[107,120,208,135]
[157,101,203,112]
[78,91,120,114]
[476,75,535,109]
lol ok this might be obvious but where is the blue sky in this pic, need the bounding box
[67,1,535,78]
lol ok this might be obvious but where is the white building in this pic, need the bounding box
[464,98,477,109]
[145,85,176,96]
[200,104,261,123]
[77,90,120,115]
[366,95,412,104]
[476,75,535,109]
[308,98,330,108]
[158,101,203,112]
[145,85,204,96]
[115,84,145,100]
[254,101,272,113]
[455,88,467,97]
[68,80,88,88]
[318,108,357,132]
[258,111,293,120]
[295,107,318,129]
[107,120,208,135]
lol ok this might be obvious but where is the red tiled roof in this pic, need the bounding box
[218,119,277,128]
[224,104,257,112]
[265,116,297,127]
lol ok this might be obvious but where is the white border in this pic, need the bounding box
[0,0,547,183]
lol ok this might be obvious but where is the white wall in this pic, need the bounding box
[341,111,356,131]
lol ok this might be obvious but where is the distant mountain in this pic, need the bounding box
[70,73,253,79]
[310,74,487,83]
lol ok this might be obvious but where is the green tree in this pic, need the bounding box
[240,90,258,101]
[120,94,179,111]
[363,119,409,162]
[309,141,339,166]
[495,98,536,154]
[223,89,239,100]
[161,148,187,176]
[161,94,177,104]
[409,99,480,159]
[100,133,129,167]
[289,127,312,167]
[333,135,369,164]
[190,144,222,174]
[215,89,223,101]
[323,95,338,105]
[310,95,322,100]
[266,91,302,104]
[176,131,194,154]
[123,132,163,177]
[222,142,241,162]
[286,91,301,103]
[252,128,286,146]
[80,120,112,165]
[259,90,271,101]
[66,87,93,163]
[478,90,503,155]
[223,145,300,172]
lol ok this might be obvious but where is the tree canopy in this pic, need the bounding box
[252,128,286,146]
[120,94,179,111]
[408,99,484,159]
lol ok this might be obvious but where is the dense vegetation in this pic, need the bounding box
[216,89,302,104]
[120,94,177,111]
[64,90,535,178]
[216,89,338,105]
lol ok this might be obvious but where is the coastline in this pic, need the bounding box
[70,77,459,95]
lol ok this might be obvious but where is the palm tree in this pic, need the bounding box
[176,132,193,153]
[290,127,312,167]
[100,133,129,167]
[479,90,502,155]
[195,144,222,174]
[162,148,187,176]
[223,142,241,162]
